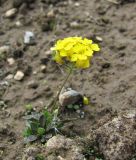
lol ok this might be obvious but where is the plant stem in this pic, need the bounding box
[51,66,73,111]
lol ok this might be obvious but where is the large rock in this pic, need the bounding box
[22,146,40,160]
[46,135,85,160]
[59,89,83,107]
[93,110,136,160]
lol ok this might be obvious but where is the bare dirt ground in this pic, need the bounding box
[0,0,136,160]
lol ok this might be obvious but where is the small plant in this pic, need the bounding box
[0,52,6,60]
[36,154,45,160]
[23,36,100,143]
[83,145,104,160]
[23,109,60,143]
[50,37,100,111]
[131,153,136,160]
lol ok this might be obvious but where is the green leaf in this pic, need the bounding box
[25,104,33,111]
[36,154,44,160]
[24,135,37,143]
[23,127,32,137]
[67,104,73,109]
[37,127,45,136]
[30,121,40,134]
[39,115,46,128]
[73,105,79,110]
[43,110,53,127]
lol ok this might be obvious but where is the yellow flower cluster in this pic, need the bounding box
[51,37,100,68]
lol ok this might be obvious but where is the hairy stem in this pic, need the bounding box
[51,66,73,111]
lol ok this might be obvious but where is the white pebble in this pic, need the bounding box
[70,21,80,29]
[14,71,24,81]
[96,36,103,42]
[40,65,47,73]
[15,21,22,27]
[24,31,35,45]
[7,58,15,65]
[75,2,80,7]
[0,46,10,54]
[33,71,37,75]
[5,74,13,80]
[5,8,17,18]
[47,10,55,18]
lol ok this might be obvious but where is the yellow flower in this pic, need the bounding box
[52,37,100,69]
[76,59,90,68]
[54,52,63,64]
[83,96,89,105]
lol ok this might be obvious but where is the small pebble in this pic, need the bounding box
[96,36,103,42]
[40,65,47,73]
[15,21,22,27]
[27,80,38,89]
[0,46,10,54]
[24,31,35,45]
[70,21,80,29]
[47,10,55,18]
[5,74,14,80]
[76,110,81,114]
[7,58,15,65]
[58,156,65,160]
[45,50,51,57]
[33,71,37,75]
[80,111,85,119]
[14,71,24,81]
[5,8,17,18]
[74,2,80,6]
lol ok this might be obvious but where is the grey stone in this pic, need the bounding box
[23,146,40,160]
[93,110,136,160]
[27,80,38,89]
[59,89,83,106]
[5,74,14,80]
[46,135,85,160]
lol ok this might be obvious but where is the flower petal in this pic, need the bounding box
[76,59,90,68]
[91,44,100,51]
[54,53,63,64]
[84,50,93,56]
[60,50,67,57]
[71,54,78,61]
[78,54,87,60]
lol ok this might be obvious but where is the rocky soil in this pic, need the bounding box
[0,0,136,160]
